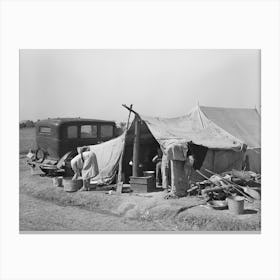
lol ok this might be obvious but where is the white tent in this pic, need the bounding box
[85,105,261,184]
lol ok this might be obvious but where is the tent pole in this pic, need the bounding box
[133,116,141,177]
[122,104,142,177]
[117,104,133,191]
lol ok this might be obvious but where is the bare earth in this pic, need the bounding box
[20,194,174,231]
[19,157,261,232]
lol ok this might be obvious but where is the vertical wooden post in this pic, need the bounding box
[117,104,133,189]
[133,117,140,177]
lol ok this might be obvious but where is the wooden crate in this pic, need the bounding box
[129,176,156,193]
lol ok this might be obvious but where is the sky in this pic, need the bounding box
[19,49,260,123]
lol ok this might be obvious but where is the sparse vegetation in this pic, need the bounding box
[19,127,36,154]
[19,120,36,128]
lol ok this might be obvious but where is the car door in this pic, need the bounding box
[61,124,80,156]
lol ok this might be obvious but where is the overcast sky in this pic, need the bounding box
[20,49,260,122]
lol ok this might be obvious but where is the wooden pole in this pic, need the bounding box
[117,104,133,192]
[132,117,141,177]
[121,104,143,178]
[122,104,141,120]
[201,185,231,196]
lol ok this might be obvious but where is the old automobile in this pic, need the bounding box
[28,118,117,176]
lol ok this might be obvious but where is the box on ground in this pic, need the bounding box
[129,176,156,193]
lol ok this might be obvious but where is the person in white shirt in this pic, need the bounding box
[71,146,99,191]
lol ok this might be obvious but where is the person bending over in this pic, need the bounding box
[71,146,99,191]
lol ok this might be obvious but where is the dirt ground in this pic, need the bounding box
[20,194,176,231]
[19,156,261,232]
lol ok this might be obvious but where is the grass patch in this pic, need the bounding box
[20,127,36,154]
[176,213,260,231]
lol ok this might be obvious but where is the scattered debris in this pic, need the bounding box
[188,169,261,211]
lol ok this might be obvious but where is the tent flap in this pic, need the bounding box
[87,134,125,185]
[200,106,260,149]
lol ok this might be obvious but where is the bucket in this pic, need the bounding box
[29,165,41,175]
[207,200,228,210]
[30,166,36,175]
[63,178,83,192]
[52,176,63,187]
[143,171,155,178]
[227,196,244,215]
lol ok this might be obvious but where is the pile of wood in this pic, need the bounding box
[187,169,261,202]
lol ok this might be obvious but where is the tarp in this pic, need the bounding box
[86,133,125,184]
[78,105,260,184]
[244,148,261,173]
[199,106,261,173]
[138,106,246,161]
[200,106,261,149]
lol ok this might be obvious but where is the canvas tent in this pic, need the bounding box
[199,106,261,173]
[85,105,260,185]
[124,106,247,182]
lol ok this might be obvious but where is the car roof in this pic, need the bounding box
[37,118,116,126]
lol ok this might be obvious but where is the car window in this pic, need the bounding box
[39,126,51,134]
[101,125,113,138]
[81,125,97,138]
[67,126,78,138]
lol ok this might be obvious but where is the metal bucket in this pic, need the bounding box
[207,200,228,210]
[63,178,83,192]
[143,171,155,178]
[52,176,63,187]
[227,196,244,215]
